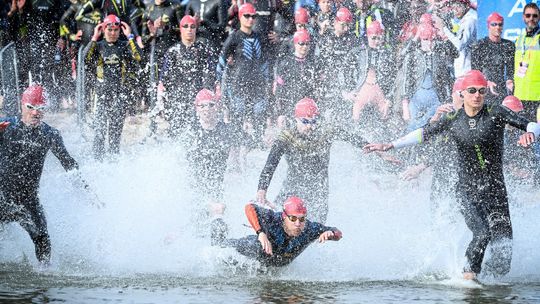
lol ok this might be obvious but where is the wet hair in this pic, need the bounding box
[524,3,539,13]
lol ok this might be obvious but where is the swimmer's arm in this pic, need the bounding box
[258,139,286,191]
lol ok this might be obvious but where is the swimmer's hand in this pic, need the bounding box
[319,230,342,243]
[518,132,535,147]
[258,232,273,255]
[363,143,393,153]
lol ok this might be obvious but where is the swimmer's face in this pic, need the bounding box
[283,212,306,237]
[318,0,331,13]
[104,26,120,43]
[195,100,219,122]
[295,117,317,135]
[21,103,45,127]
[463,86,486,109]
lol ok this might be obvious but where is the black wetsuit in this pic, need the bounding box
[186,121,235,202]
[274,54,318,118]
[216,29,270,139]
[471,37,515,100]
[61,0,102,46]
[220,204,339,267]
[141,0,183,71]
[17,0,62,90]
[422,104,531,275]
[84,37,142,159]
[160,40,212,133]
[316,32,358,118]
[0,117,78,263]
[258,125,368,223]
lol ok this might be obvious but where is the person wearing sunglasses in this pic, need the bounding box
[364,70,540,281]
[0,85,102,266]
[513,3,540,123]
[215,3,270,154]
[471,12,515,100]
[211,196,342,267]
[432,0,477,77]
[256,98,374,224]
[84,14,142,160]
[317,7,360,121]
[182,89,239,237]
[158,15,213,136]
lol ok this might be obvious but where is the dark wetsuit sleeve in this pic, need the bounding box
[258,139,287,190]
[422,111,456,142]
[202,1,228,33]
[76,0,98,21]
[84,40,98,64]
[505,42,516,82]
[332,126,369,148]
[125,38,142,62]
[50,130,79,171]
[59,4,77,38]
[494,104,529,131]
[216,34,236,83]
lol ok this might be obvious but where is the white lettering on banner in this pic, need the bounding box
[504,28,523,41]
[509,0,539,17]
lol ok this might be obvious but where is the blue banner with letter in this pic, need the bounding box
[477,0,539,41]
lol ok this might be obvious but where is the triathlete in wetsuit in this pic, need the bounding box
[212,197,342,267]
[256,98,368,223]
[141,0,183,72]
[273,29,318,123]
[365,70,540,280]
[471,13,515,100]
[185,0,228,76]
[0,85,79,264]
[159,15,213,135]
[84,15,142,160]
[60,0,102,45]
[186,89,235,205]
[216,3,270,143]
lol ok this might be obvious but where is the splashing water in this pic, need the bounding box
[1,113,540,287]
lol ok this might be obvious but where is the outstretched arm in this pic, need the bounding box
[318,229,343,243]
[364,128,424,153]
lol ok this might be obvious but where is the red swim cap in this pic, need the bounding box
[419,13,433,25]
[335,7,352,23]
[452,76,466,93]
[462,70,488,88]
[194,88,217,105]
[294,98,319,118]
[487,12,503,26]
[103,14,121,29]
[238,3,256,18]
[21,85,46,106]
[502,95,524,113]
[418,23,435,40]
[293,29,311,44]
[367,20,384,36]
[180,15,197,27]
[283,196,307,215]
[295,7,310,24]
